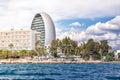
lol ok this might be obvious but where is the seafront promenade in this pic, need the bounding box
[0,58,102,64]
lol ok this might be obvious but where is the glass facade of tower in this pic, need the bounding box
[31,14,45,47]
[31,13,56,48]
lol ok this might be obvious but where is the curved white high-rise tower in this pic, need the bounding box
[31,13,56,47]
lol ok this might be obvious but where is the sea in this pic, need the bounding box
[0,63,120,80]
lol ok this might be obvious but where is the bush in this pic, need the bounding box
[105,52,114,61]
[92,53,101,60]
[83,54,90,61]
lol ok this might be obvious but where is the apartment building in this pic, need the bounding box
[0,29,35,50]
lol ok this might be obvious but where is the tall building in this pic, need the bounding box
[31,13,56,48]
[0,29,35,50]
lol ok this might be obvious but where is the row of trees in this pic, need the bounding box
[0,50,36,59]
[0,37,114,61]
[0,40,44,59]
[50,37,114,61]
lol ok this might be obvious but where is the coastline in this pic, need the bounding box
[0,58,118,64]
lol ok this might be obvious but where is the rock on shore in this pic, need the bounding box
[0,59,102,64]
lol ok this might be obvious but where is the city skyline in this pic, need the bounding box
[0,0,120,50]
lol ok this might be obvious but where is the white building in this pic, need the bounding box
[0,29,36,50]
[31,13,56,48]
[115,50,120,59]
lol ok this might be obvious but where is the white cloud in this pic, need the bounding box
[69,22,81,27]
[0,0,120,30]
[85,16,120,35]
[102,32,117,40]
[109,39,120,50]
[86,23,106,35]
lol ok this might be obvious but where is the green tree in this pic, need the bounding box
[28,50,36,58]
[50,39,59,57]
[61,37,70,56]
[19,49,27,58]
[0,50,11,59]
[80,42,86,55]
[8,43,14,50]
[50,37,78,57]
[92,42,101,60]
[70,40,78,55]
[100,40,109,58]
[2,50,10,59]
[75,46,81,56]
[35,40,41,56]
[80,39,101,60]
[8,43,14,57]
[35,40,41,50]
[37,48,45,56]
[82,39,95,60]
[105,52,114,61]
[86,39,95,53]
[61,37,74,56]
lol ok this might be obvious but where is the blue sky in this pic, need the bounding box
[0,0,120,50]
[57,17,114,30]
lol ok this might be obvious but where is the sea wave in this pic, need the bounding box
[0,63,120,79]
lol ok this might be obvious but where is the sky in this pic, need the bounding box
[0,0,120,50]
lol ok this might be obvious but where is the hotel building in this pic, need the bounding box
[0,12,56,50]
[0,29,36,50]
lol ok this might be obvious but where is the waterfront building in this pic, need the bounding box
[31,13,56,48]
[0,29,35,50]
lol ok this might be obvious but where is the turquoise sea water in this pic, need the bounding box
[0,63,120,80]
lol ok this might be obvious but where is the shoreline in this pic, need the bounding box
[0,59,120,64]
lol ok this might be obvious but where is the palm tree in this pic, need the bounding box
[70,40,78,55]
[19,49,27,58]
[8,43,14,50]
[35,40,41,50]
[61,37,76,56]
[50,39,59,57]
[35,40,46,57]
[35,40,41,56]
[8,43,14,57]
[37,48,46,56]
[75,46,81,56]
[100,40,109,56]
